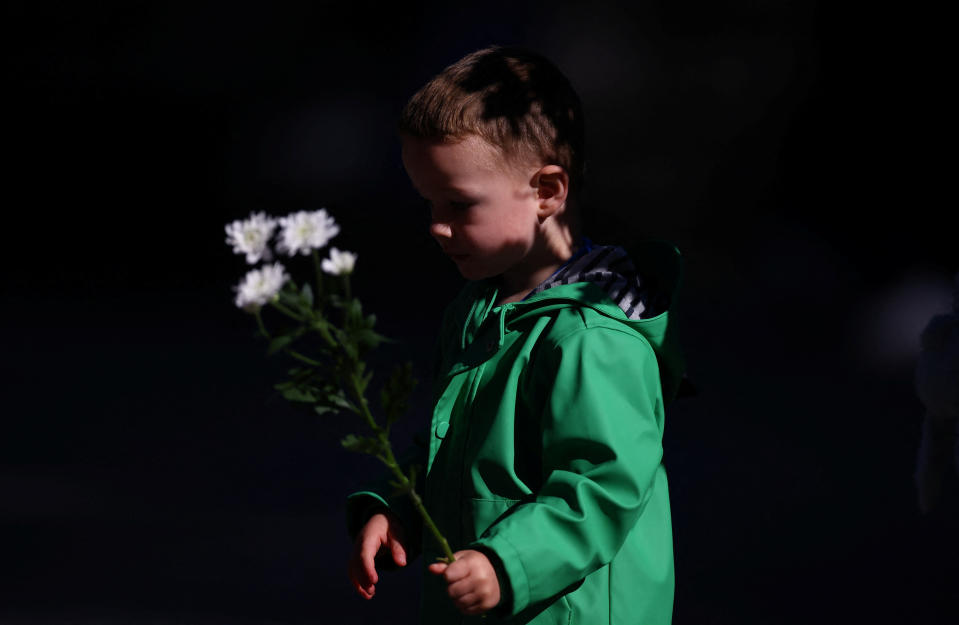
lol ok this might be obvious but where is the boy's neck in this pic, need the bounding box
[494,228,579,306]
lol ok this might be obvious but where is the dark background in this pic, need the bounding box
[3,1,955,623]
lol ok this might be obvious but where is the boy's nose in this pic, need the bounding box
[430,220,452,240]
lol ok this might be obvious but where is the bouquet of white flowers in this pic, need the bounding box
[226,209,454,562]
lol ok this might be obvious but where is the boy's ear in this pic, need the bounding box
[533,165,569,219]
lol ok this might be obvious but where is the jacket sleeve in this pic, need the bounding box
[469,325,665,616]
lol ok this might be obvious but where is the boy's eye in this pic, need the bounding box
[449,200,472,210]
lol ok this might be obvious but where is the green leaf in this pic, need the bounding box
[268,334,295,355]
[381,361,418,426]
[341,434,382,455]
[314,405,337,416]
[300,283,314,308]
[285,367,319,384]
[330,325,348,345]
[329,392,356,412]
[408,463,419,491]
[339,337,359,362]
[355,329,386,352]
[278,285,305,310]
[278,385,317,403]
[348,298,362,322]
[266,324,311,356]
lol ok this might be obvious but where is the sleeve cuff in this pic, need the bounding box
[345,491,390,541]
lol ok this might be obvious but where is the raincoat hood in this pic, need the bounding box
[447,239,685,404]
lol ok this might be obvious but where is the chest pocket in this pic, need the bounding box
[466,497,520,542]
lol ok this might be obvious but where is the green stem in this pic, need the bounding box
[343,274,352,301]
[346,372,455,563]
[269,296,336,355]
[286,349,321,367]
[253,309,271,339]
[311,318,338,350]
[312,250,325,310]
[271,300,306,323]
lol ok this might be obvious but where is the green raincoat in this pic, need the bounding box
[348,242,684,625]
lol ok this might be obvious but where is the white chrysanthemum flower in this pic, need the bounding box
[276,209,340,256]
[234,262,289,311]
[225,212,278,264]
[321,247,357,275]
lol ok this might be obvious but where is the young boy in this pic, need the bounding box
[346,45,684,624]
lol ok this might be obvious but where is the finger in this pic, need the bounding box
[357,556,377,588]
[353,578,375,599]
[428,562,448,575]
[452,592,482,614]
[350,561,376,599]
[462,601,491,616]
[459,589,498,615]
[359,538,381,586]
[348,559,376,598]
[442,559,472,583]
[347,557,361,587]
[447,577,478,601]
[388,535,407,567]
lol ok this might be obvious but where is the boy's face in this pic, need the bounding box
[401,134,543,282]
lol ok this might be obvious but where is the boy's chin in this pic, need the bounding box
[449,255,506,282]
[456,267,485,281]
[456,266,493,282]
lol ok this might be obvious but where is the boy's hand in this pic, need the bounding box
[348,510,408,600]
[428,549,502,616]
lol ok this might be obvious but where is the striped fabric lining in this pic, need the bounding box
[525,245,661,320]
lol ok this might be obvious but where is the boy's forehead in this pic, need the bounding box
[401,134,533,186]
[402,134,498,164]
